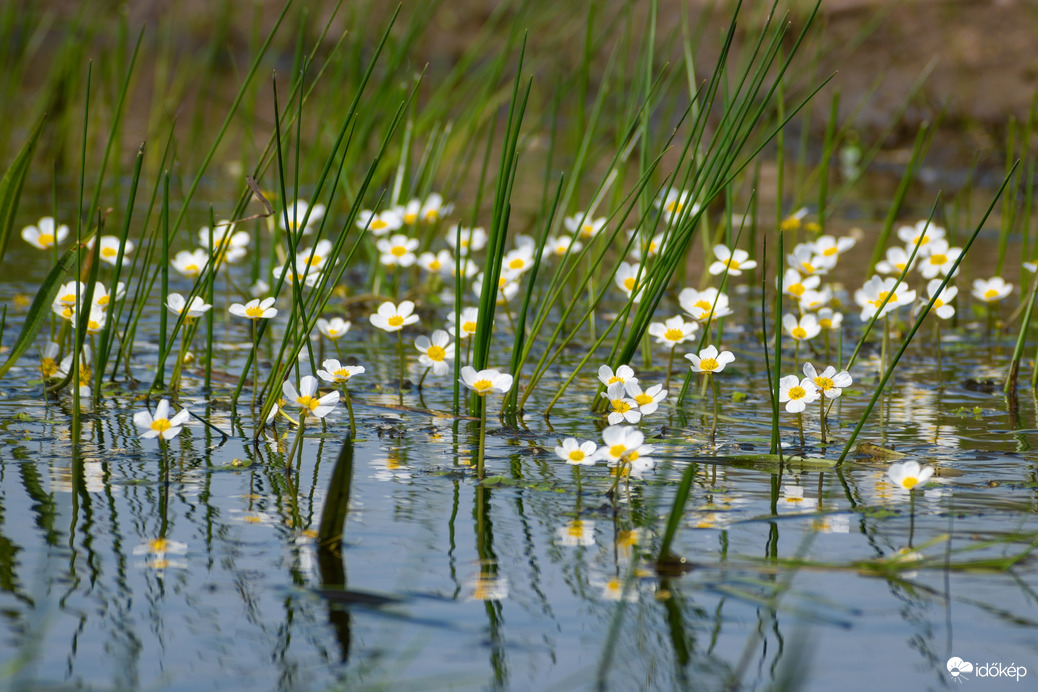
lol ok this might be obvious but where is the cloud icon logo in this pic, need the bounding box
[947,658,974,677]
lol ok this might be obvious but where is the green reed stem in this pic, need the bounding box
[1006,271,1038,397]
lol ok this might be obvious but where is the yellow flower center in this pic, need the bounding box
[724,258,741,270]
[102,247,117,258]
[814,376,835,390]
[463,320,477,334]
[699,357,719,371]
[244,515,264,523]
[609,444,627,458]
[509,258,525,270]
[788,386,807,400]
[245,305,265,318]
[694,299,711,312]
[929,253,947,265]
[933,298,944,308]
[426,345,446,362]
[781,217,801,232]
[151,418,172,433]
[424,209,439,222]
[792,326,807,339]
[371,218,388,230]
[607,375,623,384]
[184,263,198,274]
[665,200,683,214]
[41,357,58,377]
[391,245,407,257]
[623,277,636,291]
[984,288,999,300]
[327,328,339,336]
[567,521,586,538]
[635,393,653,406]
[297,395,319,411]
[96,295,110,307]
[333,368,352,380]
[429,259,441,270]
[801,261,815,273]
[497,277,508,289]
[664,327,684,342]
[870,290,898,308]
[308,254,323,266]
[568,450,585,462]
[902,476,919,489]
[648,241,658,254]
[611,399,631,413]
[819,318,832,328]
[823,246,838,256]
[404,212,418,224]
[39,233,55,247]
[149,538,169,552]
[472,379,493,393]
[88,319,101,331]
[628,450,640,462]
[60,292,76,305]
[388,315,404,327]
[789,283,805,296]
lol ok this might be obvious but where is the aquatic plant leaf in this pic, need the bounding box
[0,243,79,380]
[318,437,354,551]
[0,115,45,267]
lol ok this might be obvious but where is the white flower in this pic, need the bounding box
[21,217,69,249]
[501,242,536,278]
[377,234,419,267]
[199,223,249,263]
[596,425,654,469]
[625,381,667,416]
[875,245,917,276]
[786,243,834,276]
[91,235,133,265]
[555,438,597,465]
[629,230,669,261]
[887,460,935,490]
[778,375,819,413]
[603,381,641,425]
[685,345,735,373]
[250,279,270,298]
[854,276,916,321]
[817,308,843,330]
[647,315,698,347]
[369,300,419,332]
[417,193,453,223]
[282,375,339,418]
[654,188,699,223]
[812,235,855,259]
[317,359,365,384]
[544,235,582,259]
[781,268,821,299]
[417,249,453,275]
[708,245,756,276]
[917,239,961,279]
[971,276,1012,303]
[897,220,945,250]
[460,366,513,395]
[797,287,832,312]
[166,292,212,319]
[679,287,733,323]
[802,363,852,399]
[170,249,209,278]
[445,225,487,254]
[782,313,821,342]
[280,200,325,235]
[598,364,637,388]
[922,279,956,320]
[614,262,645,301]
[229,297,278,320]
[473,272,519,304]
[356,208,403,236]
[91,281,125,310]
[133,399,190,440]
[299,239,334,271]
[447,307,482,339]
[564,213,606,240]
[415,330,454,376]
[316,317,351,340]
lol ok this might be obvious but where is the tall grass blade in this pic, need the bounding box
[0,115,45,267]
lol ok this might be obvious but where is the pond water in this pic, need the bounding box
[0,219,1036,692]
